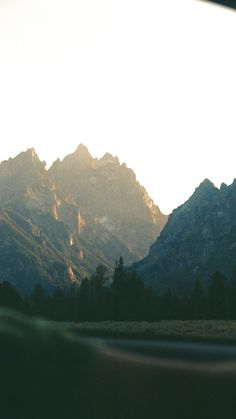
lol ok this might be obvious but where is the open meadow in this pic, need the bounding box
[59,319,236,341]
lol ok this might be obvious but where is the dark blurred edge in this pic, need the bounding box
[201,0,236,9]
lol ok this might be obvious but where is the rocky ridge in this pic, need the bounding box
[0,146,167,292]
[132,178,236,293]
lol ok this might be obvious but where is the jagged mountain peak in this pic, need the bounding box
[198,178,216,190]
[0,148,45,176]
[0,145,168,292]
[132,178,236,292]
[49,144,167,263]
[220,182,228,191]
[50,144,94,173]
[74,143,92,158]
[26,147,37,155]
[228,178,236,192]
[193,179,218,198]
[15,147,40,164]
[99,153,120,166]
[188,178,218,205]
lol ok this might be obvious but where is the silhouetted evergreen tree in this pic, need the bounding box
[190,280,205,319]
[113,257,125,288]
[31,284,48,317]
[0,281,23,311]
[50,290,71,321]
[78,278,92,320]
[228,269,236,318]
[112,257,126,320]
[208,272,229,319]
[124,272,144,320]
[91,265,110,320]
[160,289,176,319]
[1,263,235,322]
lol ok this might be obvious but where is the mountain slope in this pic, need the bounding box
[0,147,167,292]
[0,208,81,293]
[132,179,236,293]
[49,144,167,262]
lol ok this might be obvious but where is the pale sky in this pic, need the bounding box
[0,0,235,214]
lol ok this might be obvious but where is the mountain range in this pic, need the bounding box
[0,146,167,293]
[0,146,235,295]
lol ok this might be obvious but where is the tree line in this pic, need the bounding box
[0,258,236,321]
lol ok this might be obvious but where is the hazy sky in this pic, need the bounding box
[0,0,235,213]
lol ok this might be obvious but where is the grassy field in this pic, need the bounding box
[57,319,236,341]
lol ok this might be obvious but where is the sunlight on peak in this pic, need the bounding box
[0,0,235,213]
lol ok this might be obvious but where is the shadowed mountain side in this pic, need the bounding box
[0,208,107,293]
[132,179,236,293]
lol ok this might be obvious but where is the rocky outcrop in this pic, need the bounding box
[132,179,236,293]
[49,144,167,262]
[0,147,167,292]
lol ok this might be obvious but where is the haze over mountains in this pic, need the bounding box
[0,146,167,293]
[49,144,167,259]
[0,145,235,295]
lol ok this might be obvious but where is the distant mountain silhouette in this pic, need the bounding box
[132,179,236,293]
[0,146,167,292]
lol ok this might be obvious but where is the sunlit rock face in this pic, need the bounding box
[49,144,168,263]
[132,179,236,293]
[0,149,107,292]
[0,146,167,293]
[0,148,66,219]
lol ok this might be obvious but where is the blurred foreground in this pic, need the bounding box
[1,309,236,419]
